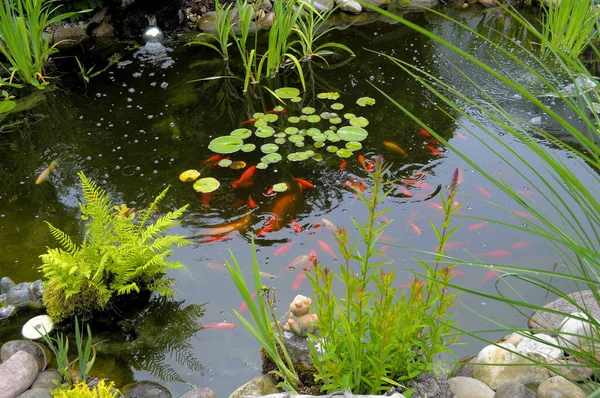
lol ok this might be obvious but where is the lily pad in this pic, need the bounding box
[273,105,285,111]
[262,153,282,163]
[330,117,342,124]
[288,116,301,124]
[275,87,300,99]
[241,143,256,152]
[312,133,327,142]
[285,127,299,135]
[253,112,265,119]
[193,177,220,193]
[261,143,279,153]
[257,162,268,169]
[291,97,302,103]
[344,113,356,120]
[302,107,316,115]
[326,145,339,153]
[338,126,368,141]
[307,115,321,123]
[289,134,304,143]
[357,97,376,106]
[327,134,341,143]
[254,120,267,128]
[295,142,305,147]
[179,169,200,182]
[321,112,331,119]
[324,129,335,136]
[275,132,286,138]
[230,160,247,169]
[336,148,353,158]
[287,152,308,161]
[274,138,286,145]
[230,128,252,139]
[263,114,278,123]
[305,150,315,157]
[272,183,288,192]
[350,116,369,127]
[313,153,324,161]
[331,103,344,110]
[256,126,275,138]
[307,128,321,136]
[218,159,233,167]
[300,115,308,121]
[209,136,244,154]
[314,141,325,149]
[317,92,340,100]
[346,141,363,150]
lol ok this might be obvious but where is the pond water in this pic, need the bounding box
[0,5,594,397]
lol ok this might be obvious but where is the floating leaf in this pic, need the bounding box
[324,129,335,136]
[263,114,278,123]
[307,128,321,136]
[336,148,353,158]
[314,141,325,149]
[320,112,332,119]
[330,117,342,124]
[179,169,200,182]
[256,126,275,138]
[287,152,308,161]
[300,115,308,121]
[275,132,286,138]
[193,177,220,193]
[274,138,286,145]
[346,141,362,151]
[254,120,267,128]
[331,103,344,110]
[295,142,305,147]
[288,116,301,124]
[272,183,288,192]
[344,113,356,120]
[257,162,268,169]
[253,112,265,119]
[350,116,369,127]
[230,128,252,139]
[307,115,321,123]
[291,97,302,103]
[230,161,247,169]
[313,153,324,161]
[326,145,339,153]
[273,105,285,111]
[261,143,279,153]
[329,126,337,131]
[305,150,315,157]
[262,153,282,163]
[285,127,299,135]
[289,134,304,143]
[317,92,340,100]
[327,134,341,143]
[209,136,244,154]
[357,97,376,106]
[312,133,327,142]
[302,107,316,115]
[241,143,256,152]
[274,87,300,99]
[218,159,233,167]
[338,126,368,141]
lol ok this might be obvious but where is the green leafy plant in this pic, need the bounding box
[40,172,190,321]
[40,325,71,384]
[188,0,235,60]
[0,0,90,87]
[52,379,120,398]
[307,157,461,394]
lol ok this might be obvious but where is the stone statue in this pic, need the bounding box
[283,294,319,337]
[0,277,44,320]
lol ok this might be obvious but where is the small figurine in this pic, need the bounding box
[283,294,319,337]
[0,277,44,320]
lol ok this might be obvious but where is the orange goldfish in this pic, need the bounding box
[272,193,296,230]
[512,240,531,249]
[482,269,500,283]
[241,118,257,125]
[455,132,468,140]
[293,177,315,189]
[238,291,258,313]
[424,146,442,156]
[287,254,309,270]
[265,109,287,115]
[275,241,295,256]
[512,210,532,218]
[232,165,257,188]
[201,154,223,165]
[203,213,253,236]
[480,250,512,257]
[339,160,347,171]
[435,241,465,252]
[407,220,422,236]
[317,240,337,259]
[450,269,466,277]
[202,236,232,243]
[477,186,492,198]
[399,185,412,197]
[35,160,58,184]
[248,197,256,209]
[427,202,444,211]
[206,262,226,271]
[257,216,276,237]
[357,155,370,171]
[200,322,237,330]
[418,127,432,137]
[291,218,302,232]
[468,222,486,231]
[382,141,407,157]
[202,193,212,209]
[292,271,307,291]
[343,178,366,192]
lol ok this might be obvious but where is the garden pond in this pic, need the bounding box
[0,5,596,397]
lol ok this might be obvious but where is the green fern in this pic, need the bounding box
[40,173,191,322]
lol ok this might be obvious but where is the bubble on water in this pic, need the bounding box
[132,72,142,78]
[147,115,153,119]
[150,82,157,87]
[115,166,121,170]
[160,82,169,89]
[128,88,136,93]
[481,302,487,306]
[127,98,133,102]
[135,166,141,171]
[86,156,92,160]
[96,123,102,127]
[153,170,158,174]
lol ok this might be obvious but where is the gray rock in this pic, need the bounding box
[335,0,362,14]
[20,388,53,398]
[1,340,47,371]
[311,0,334,12]
[497,332,528,347]
[494,382,536,398]
[406,373,456,398]
[122,380,172,398]
[257,12,275,30]
[30,370,61,390]
[228,375,278,398]
[198,12,218,33]
[450,356,476,379]
[282,330,314,368]
[447,376,493,398]
[516,333,563,360]
[528,290,600,332]
[180,387,218,398]
[537,375,586,398]
[0,350,40,397]
[360,0,388,9]
[52,26,88,47]
[91,20,115,37]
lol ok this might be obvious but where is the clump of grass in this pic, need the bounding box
[188,0,235,60]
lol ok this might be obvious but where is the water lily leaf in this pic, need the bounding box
[285,127,299,135]
[209,136,244,154]
[193,177,220,193]
[350,116,369,127]
[295,142,305,147]
[272,183,288,192]
[262,153,282,163]
[330,112,339,118]
[320,112,332,119]
[230,128,252,139]
[261,143,279,153]
[291,97,302,103]
[179,169,200,182]
[331,103,344,110]
[307,115,321,123]
[218,159,233,167]
[257,162,268,169]
[336,148,353,158]
[230,161,247,169]
[289,134,304,143]
[254,120,267,128]
[275,132,286,138]
[302,107,316,115]
[314,141,325,149]
[346,141,362,150]
[305,150,315,157]
[263,114,278,123]
[344,113,356,120]
[274,87,300,99]
[300,115,308,121]
[307,128,321,136]
[330,117,342,124]
[241,143,256,152]
[326,145,339,153]
[312,153,323,161]
[253,112,265,119]
[256,126,275,138]
[273,105,285,111]
[288,116,301,124]
[338,126,368,141]
[287,152,308,161]
[312,133,327,142]
[274,138,286,145]
[327,134,341,143]
[329,126,338,131]
[324,129,335,136]
[316,92,340,100]
[357,97,376,107]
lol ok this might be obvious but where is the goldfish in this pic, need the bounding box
[482,270,500,283]
[339,160,347,171]
[266,187,275,196]
[380,234,400,243]
[259,271,277,279]
[424,146,442,156]
[476,186,492,198]
[512,210,532,218]
[200,322,237,330]
[275,241,296,256]
[436,241,465,252]
[203,213,253,236]
[404,179,434,190]
[455,132,468,140]
[399,279,426,289]
[409,209,418,222]
[293,177,315,189]
[202,236,232,243]
[418,127,432,137]
[357,155,372,171]
[343,178,366,192]
[382,141,407,157]
[317,240,337,259]
[407,220,422,236]
[427,138,442,145]
[238,291,258,313]
[237,181,255,188]
[287,254,309,270]
[468,222,486,231]
[248,197,256,209]
[517,189,539,197]
[206,262,226,271]
[512,240,531,249]
[380,215,391,223]
[399,185,412,197]
[480,250,512,257]
[257,216,276,237]
[272,194,296,230]
[35,160,58,184]
[241,118,258,125]
[201,154,223,165]
[427,202,444,211]
[450,269,466,277]
[321,218,337,231]
[202,193,212,209]
[291,218,302,233]
[265,109,287,115]
[232,165,257,188]
[292,271,307,291]
[380,245,390,253]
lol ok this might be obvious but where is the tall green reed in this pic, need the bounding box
[188,0,235,60]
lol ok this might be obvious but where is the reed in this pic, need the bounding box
[187,0,234,60]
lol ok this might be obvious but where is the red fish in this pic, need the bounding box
[237,181,255,188]
[266,187,275,196]
[480,250,512,257]
[512,240,531,249]
[517,189,539,197]
[238,291,258,313]
[399,279,426,289]
[407,220,422,236]
[206,262,226,270]
[380,215,391,223]
[275,241,296,256]
[409,209,418,222]
[450,269,466,277]
[382,141,407,157]
[200,322,237,330]
[265,109,287,115]
[418,127,432,137]
[380,245,390,253]
[339,160,347,171]
[427,138,442,145]
[482,270,500,283]
[358,154,369,171]
[272,193,297,230]
[248,197,256,209]
[455,132,468,140]
[424,146,442,156]
[343,178,366,192]
[468,222,486,231]
[287,254,309,270]
[202,236,232,243]
[291,218,302,233]
[204,214,253,236]
[477,186,492,198]
[428,202,443,211]
[399,185,412,197]
[380,234,400,243]
[201,154,224,165]
[292,271,307,291]
[202,193,212,209]
[232,165,257,188]
[257,217,276,237]
[512,210,532,218]
[294,177,314,189]
[241,118,257,125]
[436,241,465,252]
[317,240,337,259]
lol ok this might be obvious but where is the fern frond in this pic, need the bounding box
[137,186,171,230]
[150,236,192,253]
[77,171,114,245]
[44,222,79,254]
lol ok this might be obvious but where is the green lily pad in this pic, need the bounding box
[307,115,321,123]
[346,141,362,150]
[336,148,353,158]
[314,141,325,149]
[305,150,315,157]
[272,183,288,192]
[329,126,337,131]
[273,105,285,111]
[327,134,341,143]
[193,177,220,193]
[291,97,302,103]
[307,128,321,136]
[254,120,267,128]
[300,115,308,121]
[209,136,244,154]
[288,116,301,124]
[261,143,279,153]
[218,159,233,167]
[312,133,327,142]
[357,97,375,107]
[263,114,278,123]
[285,127,299,135]
[262,153,282,163]
[330,117,342,124]
[274,138,286,145]
[317,92,340,100]
[230,128,252,139]
[338,126,368,141]
[326,145,339,153]
[302,107,316,115]
[241,143,256,152]
[253,112,265,119]
[331,103,344,110]
[275,87,300,99]
[275,132,286,138]
[255,126,275,138]
[295,142,305,147]
[289,134,304,143]
[256,162,268,170]
[179,169,200,182]
[313,153,324,161]
[287,152,308,161]
[320,112,332,119]
[350,116,369,127]
[344,113,356,120]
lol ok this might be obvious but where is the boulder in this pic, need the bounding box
[198,12,218,33]
[497,332,527,347]
[122,380,172,398]
[406,373,455,398]
[450,356,476,378]
[558,312,598,352]
[494,382,536,398]
[30,370,61,389]
[537,375,586,398]
[516,333,563,360]
[0,350,40,397]
[528,290,600,331]
[447,376,494,398]
[479,0,498,5]
[228,375,278,398]
[180,387,218,398]
[360,0,388,9]
[53,26,89,47]
[282,330,315,368]
[312,0,335,12]
[257,12,275,30]
[20,388,53,398]
[1,340,47,371]
[335,0,362,14]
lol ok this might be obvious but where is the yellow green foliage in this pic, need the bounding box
[53,379,120,398]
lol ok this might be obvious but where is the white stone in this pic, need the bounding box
[22,315,53,340]
[538,375,586,398]
[447,376,494,398]
[517,333,563,360]
[0,350,39,397]
[334,0,362,14]
[558,311,599,352]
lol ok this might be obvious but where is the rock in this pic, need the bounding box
[30,370,61,389]
[282,330,314,368]
[1,340,47,371]
[497,332,527,347]
[406,373,455,398]
[494,382,536,398]
[257,12,275,30]
[122,380,172,398]
[360,0,388,9]
[517,333,563,360]
[450,356,476,378]
[537,375,586,398]
[312,0,334,12]
[472,343,551,390]
[0,351,40,397]
[558,312,598,352]
[180,387,218,398]
[528,290,600,331]
[91,20,115,37]
[198,12,218,33]
[53,26,88,47]
[20,388,53,398]
[479,0,497,5]
[447,376,493,398]
[228,375,278,398]
[335,0,362,14]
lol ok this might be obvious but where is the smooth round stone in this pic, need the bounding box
[31,369,61,389]
[494,381,536,398]
[22,315,53,339]
[517,333,563,360]
[447,376,494,398]
[123,380,172,398]
[538,375,586,398]
[142,26,164,43]
[1,340,47,371]
[0,350,39,397]
[20,388,53,398]
[180,387,218,398]
[558,312,598,352]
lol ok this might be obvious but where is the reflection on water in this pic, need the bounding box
[0,6,595,397]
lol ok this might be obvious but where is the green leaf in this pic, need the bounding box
[0,101,16,113]
[274,87,300,99]
[193,177,220,193]
[357,97,376,106]
[208,136,244,154]
[338,126,369,141]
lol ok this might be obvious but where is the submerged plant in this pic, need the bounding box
[40,172,190,321]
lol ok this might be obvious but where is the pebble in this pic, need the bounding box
[447,376,494,398]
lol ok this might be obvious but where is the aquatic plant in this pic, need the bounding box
[40,172,190,321]
[52,379,120,398]
[0,0,88,87]
[307,157,461,394]
[188,0,235,60]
